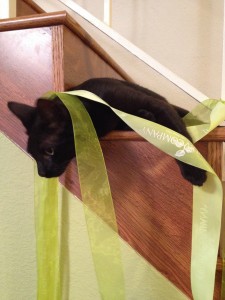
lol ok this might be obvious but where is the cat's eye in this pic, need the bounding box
[45,148,54,156]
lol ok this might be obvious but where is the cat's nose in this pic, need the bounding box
[37,166,59,178]
[37,169,47,177]
[37,163,47,177]
[38,169,53,178]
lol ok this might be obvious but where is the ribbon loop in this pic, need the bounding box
[41,90,225,300]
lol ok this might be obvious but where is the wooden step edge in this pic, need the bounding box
[0,11,68,32]
[101,127,225,142]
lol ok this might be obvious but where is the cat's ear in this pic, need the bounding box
[8,102,36,130]
[37,99,62,121]
[37,98,69,124]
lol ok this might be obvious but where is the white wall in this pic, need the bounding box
[0,0,16,18]
[0,133,189,299]
[70,0,224,100]
[74,0,104,20]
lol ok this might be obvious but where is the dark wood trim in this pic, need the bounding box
[203,127,225,141]
[207,141,223,178]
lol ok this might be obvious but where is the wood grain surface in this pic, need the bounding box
[60,140,222,300]
[52,25,65,91]
[16,0,133,82]
[0,27,53,149]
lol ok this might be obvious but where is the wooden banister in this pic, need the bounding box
[0,11,67,32]
[102,127,225,142]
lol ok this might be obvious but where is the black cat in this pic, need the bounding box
[8,78,206,185]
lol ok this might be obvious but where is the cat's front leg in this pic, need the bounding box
[140,105,207,186]
[177,161,207,186]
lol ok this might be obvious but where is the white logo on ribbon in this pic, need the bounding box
[142,127,195,157]
[174,140,195,157]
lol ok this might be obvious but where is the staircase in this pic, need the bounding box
[0,1,224,299]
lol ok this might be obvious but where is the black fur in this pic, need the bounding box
[8,78,206,185]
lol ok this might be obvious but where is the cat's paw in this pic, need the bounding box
[179,164,207,186]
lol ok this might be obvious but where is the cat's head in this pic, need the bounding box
[8,98,75,178]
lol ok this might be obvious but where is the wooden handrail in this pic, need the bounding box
[102,127,225,142]
[0,11,67,32]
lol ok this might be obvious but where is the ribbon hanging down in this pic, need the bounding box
[42,90,225,300]
[40,91,126,300]
[34,174,61,300]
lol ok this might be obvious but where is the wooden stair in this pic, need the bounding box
[0,4,224,299]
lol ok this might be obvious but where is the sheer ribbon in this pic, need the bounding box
[36,90,225,300]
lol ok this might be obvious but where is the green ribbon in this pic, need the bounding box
[62,91,224,300]
[57,93,126,299]
[38,90,225,300]
[40,91,126,300]
[183,99,225,142]
[34,173,61,300]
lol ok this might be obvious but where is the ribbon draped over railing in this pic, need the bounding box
[35,90,225,300]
